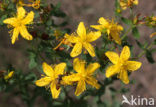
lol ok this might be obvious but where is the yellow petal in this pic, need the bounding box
[22,11,34,24]
[86,76,100,89]
[35,77,51,86]
[117,25,123,31]
[3,18,17,26]
[106,65,119,78]
[120,1,127,10]
[73,58,85,73]
[133,0,138,5]
[120,46,130,61]
[64,33,78,43]
[54,63,66,76]
[62,74,80,85]
[70,43,82,57]
[111,32,121,45]
[98,17,109,25]
[17,7,26,19]
[19,25,33,40]
[83,43,95,57]
[90,25,103,30]
[105,51,119,64]
[75,80,86,96]
[118,69,129,84]
[125,61,142,71]
[86,63,100,75]
[107,29,110,35]
[77,22,86,39]
[42,62,54,77]
[4,71,14,80]
[50,81,61,99]
[86,31,101,42]
[11,28,20,44]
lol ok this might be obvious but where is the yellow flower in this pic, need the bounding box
[35,62,66,99]
[105,46,142,84]
[65,22,101,57]
[91,17,123,45]
[62,58,100,96]
[4,71,14,80]
[3,7,34,44]
[120,0,138,10]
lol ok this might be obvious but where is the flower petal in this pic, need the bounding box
[75,80,86,96]
[77,22,86,39]
[50,81,61,99]
[117,25,123,31]
[133,0,138,5]
[86,63,100,75]
[64,33,78,43]
[54,63,66,76]
[83,43,95,57]
[118,69,129,84]
[111,32,121,45]
[106,65,119,78]
[70,43,82,57]
[3,18,17,26]
[86,31,101,42]
[62,74,80,85]
[17,7,26,19]
[19,25,33,40]
[86,76,100,89]
[22,11,34,24]
[11,28,20,44]
[98,17,109,25]
[120,46,130,61]
[73,58,85,73]
[42,62,54,77]
[90,25,103,30]
[105,51,119,64]
[35,77,51,86]
[125,61,142,71]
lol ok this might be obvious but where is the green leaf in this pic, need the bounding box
[132,27,140,39]
[29,58,37,69]
[0,15,7,25]
[145,49,155,63]
[121,17,132,25]
[136,40,144,49]
[154,39,156,45]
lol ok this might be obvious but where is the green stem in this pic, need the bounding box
[121,26,133,40]
[138,43,154,58]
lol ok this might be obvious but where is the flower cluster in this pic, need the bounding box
[2,3,144,100]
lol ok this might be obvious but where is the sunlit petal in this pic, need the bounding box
[86,63,100,75]
[77,22,86,39]
[22,11,34,24]
[50,81,61,99]
[83,43,95,57]
[17,7,26,19]
[19,25,33,40]
[106,65,119,78]
[35,77,51,86]
[105,51,119,64]
[73,58,85,73]
[42,62,54,77]
[75,80,86,96]
[125,61,142,71]
[11,28,20,44]
[70,43,82,57]
[120,46,130,61]
[86,31,101,42]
